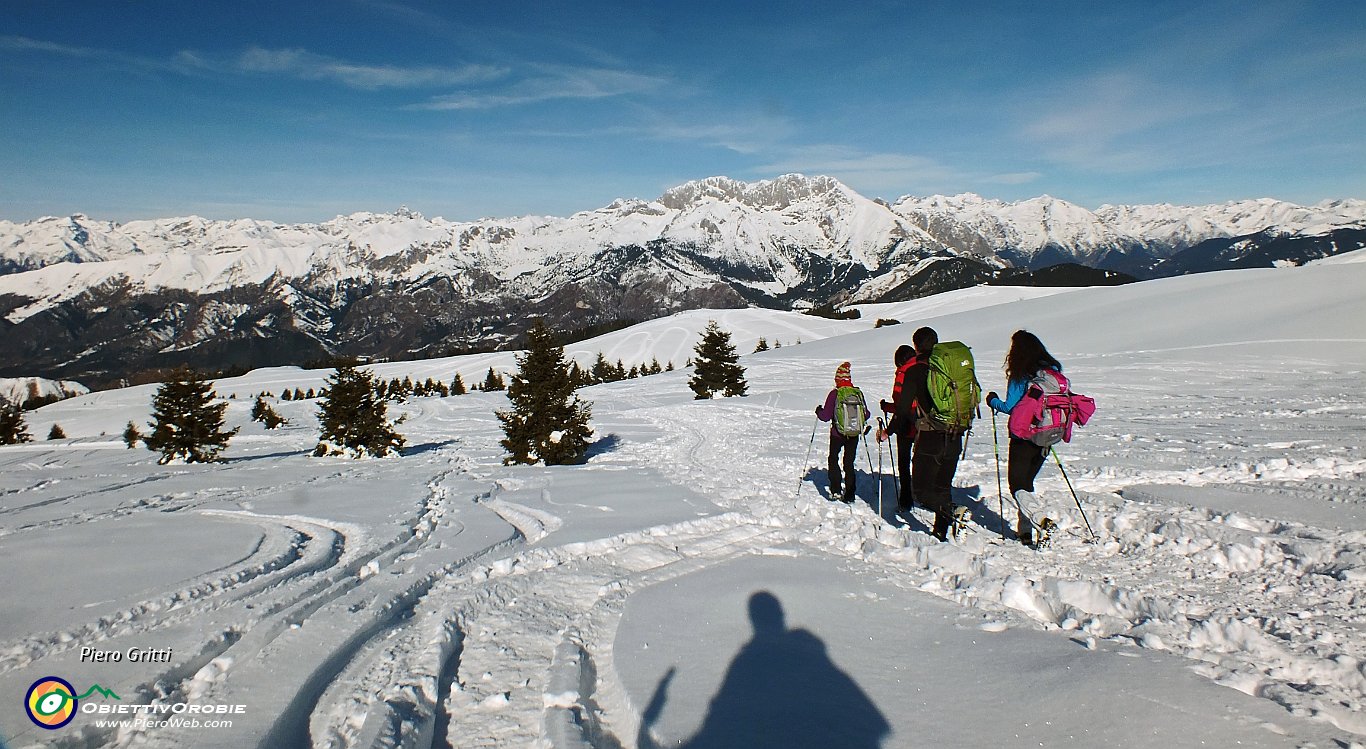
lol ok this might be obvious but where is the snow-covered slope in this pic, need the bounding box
[3,262,1364,748]
[0,376,88,405]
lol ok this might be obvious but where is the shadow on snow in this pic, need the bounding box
[637,591,890,749]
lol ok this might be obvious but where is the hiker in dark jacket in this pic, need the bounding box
[903,327,963,540]
[877,344,917,511]
[815,361,869,503]
[987,330,1062,545]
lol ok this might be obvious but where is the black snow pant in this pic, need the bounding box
[1008,436,1049,538]
[890,431,914,510]
[912,430,964,539]
[827,432,858,502]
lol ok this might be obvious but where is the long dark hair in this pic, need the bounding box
[1004,330,1060,382]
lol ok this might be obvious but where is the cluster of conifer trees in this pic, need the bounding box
[22,318,752,467]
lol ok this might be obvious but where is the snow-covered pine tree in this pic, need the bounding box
[48,424,66,440]
[314,363,405,458]
[144,368,239,463]
[450,373,466,395]
[0,397,32,445]
[754,337,769,352]
[123,421,142,448]
[689,321,748,399]
[496,319,593,465]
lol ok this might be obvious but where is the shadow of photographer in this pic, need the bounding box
[638,591,890,748]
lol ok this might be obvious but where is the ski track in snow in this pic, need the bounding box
[2,274,1365,747]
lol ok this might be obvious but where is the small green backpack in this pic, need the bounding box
[833,386,867,437]
[921,341,981,432]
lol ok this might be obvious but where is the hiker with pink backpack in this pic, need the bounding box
[986,330,1096,547]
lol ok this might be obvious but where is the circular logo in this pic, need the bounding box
[25,677,77,729]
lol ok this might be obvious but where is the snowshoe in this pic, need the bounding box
[950,505,971,539]
[1033,517,1057,549]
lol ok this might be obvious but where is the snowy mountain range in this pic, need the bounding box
[1,174,1363,387]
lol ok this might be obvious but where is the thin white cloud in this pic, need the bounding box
[1017,72,1235,172]
[0,35,102,57]
[414,65,669,110]
[232,47,505,89]
[984,172,1042,185]
[754,146,971,196]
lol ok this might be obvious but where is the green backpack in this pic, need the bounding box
[833,386,867,437]
[921,341,981,432]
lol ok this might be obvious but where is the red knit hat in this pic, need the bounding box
[834,361,852,387]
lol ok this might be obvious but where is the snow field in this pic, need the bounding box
[1,262,1364,748]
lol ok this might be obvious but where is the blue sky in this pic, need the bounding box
[2,0,1363,223]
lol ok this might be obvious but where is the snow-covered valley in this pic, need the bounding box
[2,258,1365,748]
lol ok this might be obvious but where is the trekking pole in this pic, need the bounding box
[860,428,876,507]
[875,418,885,518]
[797,415,819,496]
[1052,448,1098,542]
[991,410,1006,540]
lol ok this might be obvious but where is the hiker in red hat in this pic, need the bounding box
[815,361,870,503]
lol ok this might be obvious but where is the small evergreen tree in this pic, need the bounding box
[294,388,306,400]
[314,363,405,458]
[649,357,662,375]
[568,361,586,389]
[497,320,593,465]
[628,365,640,379]
[450,373,466,395]
[689,321,748,399]
[774,340,782,349]
[483,368,506,392]
[123,420,142,448]
[306,388,316,399]
[251,396,287,429]
[754,337,769,352]
[281,389,293,401]
[590,353,613,384]
[144,368,239,463]
[48,423,67,440]
[665,361,675,372]
[0,397,32,445]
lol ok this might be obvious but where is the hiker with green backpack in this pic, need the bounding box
[815,361,871,503]
[904,327,982,540]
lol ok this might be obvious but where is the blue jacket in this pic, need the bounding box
[988,362,1062,415]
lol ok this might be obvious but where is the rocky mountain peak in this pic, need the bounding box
[659,174,851,212]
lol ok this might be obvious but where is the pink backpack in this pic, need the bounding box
[1007,369,1096,447]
